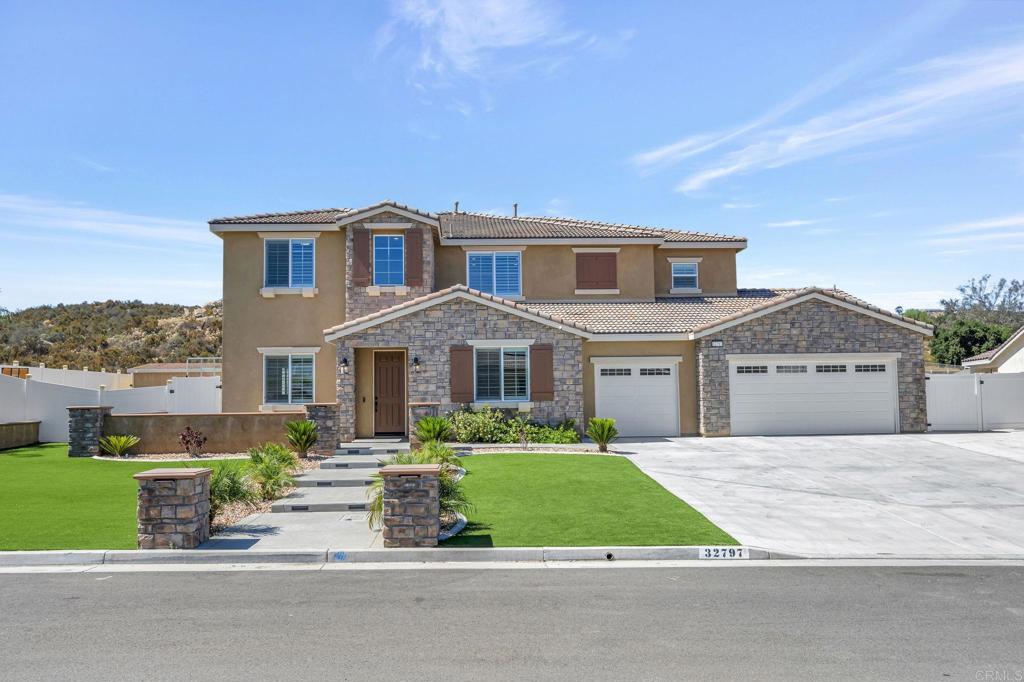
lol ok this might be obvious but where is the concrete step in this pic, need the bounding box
[335,444,410,456]
[295,469,376,487]
[272,486,373,513]
[320,454,387,470]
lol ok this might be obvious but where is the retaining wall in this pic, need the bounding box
[0,421,40,450]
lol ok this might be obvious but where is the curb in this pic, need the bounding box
[0,545,776,567]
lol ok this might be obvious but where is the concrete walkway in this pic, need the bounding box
[620,431,1024,557]
[200,449,390,551]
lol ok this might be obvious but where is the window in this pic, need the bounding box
[776,365,808,374]
[855,364,887,373]
[467,252,521,297]
[600,368,632,376]
[671,262,699,289]
[264,238,315,288]
[640,368,671,376]
[264,354,314,404]
[736,365,768,374]
[373,234,405,286]
[816,364,847,373]
[475,347,528,401]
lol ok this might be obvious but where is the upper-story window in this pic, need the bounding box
[265,238,315,288]
[671,262,699,290]
[373,235,405,286]
[467,252,521,297]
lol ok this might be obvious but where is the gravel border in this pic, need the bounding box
[439,512,468,541]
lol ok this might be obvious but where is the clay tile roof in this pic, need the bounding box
[437,211,745,243]
[209,208,350,225]
[963,348,998,363]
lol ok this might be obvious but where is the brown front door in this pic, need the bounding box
[374,351,406,434]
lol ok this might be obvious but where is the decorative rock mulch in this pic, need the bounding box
[439,512,467,541]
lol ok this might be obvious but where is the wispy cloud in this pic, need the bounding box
[934,212,1024,234]
[630,0,964,177]
[378,0,624,87]
[669,39,1024,193]
[71,156,114,173]
[721,201,759,210]
[0,194,212,245]
[764,218,824,228]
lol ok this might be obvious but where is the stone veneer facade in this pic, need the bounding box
[333,297,584,442]
[134,468,212,549]
[345,212,435,320]
[696,298,927,436]
[304,403,340,455]
[67,406,112,457]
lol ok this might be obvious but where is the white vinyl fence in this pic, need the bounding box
[0,374,222,442]
[926,373,1024,431]
[1,364,133,390]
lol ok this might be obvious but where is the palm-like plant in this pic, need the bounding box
[246,443,297,499]
[285,420,318,458]
[209,465,256,520]
[413,416,452,444]
[366,447,473,530]
[586,417,619,453]
[98,434,140,458]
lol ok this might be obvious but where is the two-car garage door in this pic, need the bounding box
[728,355,899,436]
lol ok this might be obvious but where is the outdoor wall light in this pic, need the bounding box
[412,356,421,372]
[340,357,350,374]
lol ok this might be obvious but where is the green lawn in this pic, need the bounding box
[443,453,736,547]
[0,443,243,551]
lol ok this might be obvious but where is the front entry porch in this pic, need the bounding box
[354,348,408,438]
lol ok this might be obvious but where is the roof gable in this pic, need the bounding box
[336,200,439,227]
[963,324,1024,366]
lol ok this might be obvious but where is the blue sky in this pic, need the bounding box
[2,0,1023,312]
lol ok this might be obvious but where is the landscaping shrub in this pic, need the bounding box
[285,420,318,458]
[97,434,140,458]
[178,426,207,457]
[413,415,452,443]
[586,418,619,453]
[448,408,580,444]
[366,446,473,529]
[246,442,297,499]
[209,465,256,520]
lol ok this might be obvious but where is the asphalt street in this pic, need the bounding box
[1,565,1022,681]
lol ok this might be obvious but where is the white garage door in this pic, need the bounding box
[729,355,899,436]
[594,358,679,437]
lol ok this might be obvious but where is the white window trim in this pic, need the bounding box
[575,288,620,295]
[670,261,699,293]
[473,345,530,403]
[572,247,621,253]
[365,285,409,297]
[260,352,316,407]
[468,339,535,347]
[263,237,316,290]
[372,233,406,287]
[668,257,703,263]
[465,251,523,298]
[364,222,413,230]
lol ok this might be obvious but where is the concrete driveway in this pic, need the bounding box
[621,431,1024,557]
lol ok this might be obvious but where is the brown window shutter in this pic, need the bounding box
[576,253,617,289]
[450,345,474,402]
[530,344,554,401]
[351,227,371,286]
[405,227,423,287]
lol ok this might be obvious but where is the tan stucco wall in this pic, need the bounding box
[435,244,658,299]
[0,421,40,450]
[220,231,345,411]
[996,334,1024,373]
[581,340,698,435]
[655,248,739,296]
[104,413,295,454]
[131,371,185,388]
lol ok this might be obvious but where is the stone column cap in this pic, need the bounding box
[380,464,442,476]
[133,467,213,481]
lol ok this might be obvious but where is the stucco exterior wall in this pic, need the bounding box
[582,340,698,435]
[696,298,927,435]
[655,248,739,296]
[345,213,435,320]
[0,421,40,450]
[332,298,585,442]
[104,412,295,454]
[132,372,186,388]
[220,231,344,411]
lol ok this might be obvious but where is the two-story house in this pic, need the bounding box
[210,199,931,442]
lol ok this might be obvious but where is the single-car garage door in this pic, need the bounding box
[728,355,899,436]
[593,357,679,437]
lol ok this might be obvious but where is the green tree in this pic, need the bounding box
[930,318,1013,365]
[941,275,1024,326]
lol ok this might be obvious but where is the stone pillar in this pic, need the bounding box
[67,406,112,457]
[134,468,212,549]
[380,464,441,548]
[408,402,440,448]
[304,403,340,455]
